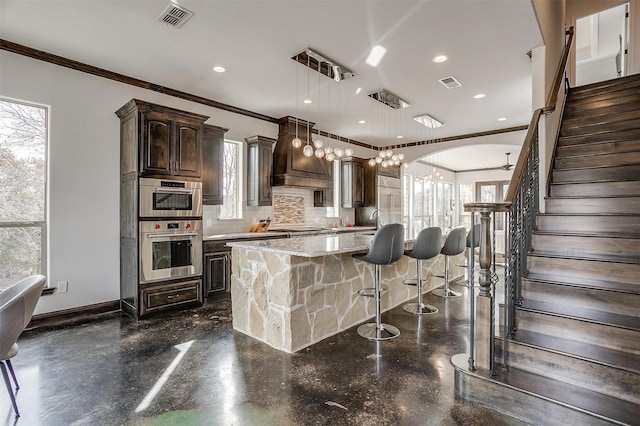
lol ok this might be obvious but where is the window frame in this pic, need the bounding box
[0,97,48,286]
[218,139,243,220]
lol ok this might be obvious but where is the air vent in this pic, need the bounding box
[438,76,462,89]
[157,3,194,28]
[368,89,410,109]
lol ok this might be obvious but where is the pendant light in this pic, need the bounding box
[292,57,302,148]
[303,53,314,157]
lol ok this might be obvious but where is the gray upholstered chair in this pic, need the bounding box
[402,226,442,315]
[0,275,46,418]
[353,223,404,340]
[455,223,481,288]
[433,227,467,298]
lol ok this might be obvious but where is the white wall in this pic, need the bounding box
[0,51,276,315]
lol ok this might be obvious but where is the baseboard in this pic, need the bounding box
[27,300,122,331]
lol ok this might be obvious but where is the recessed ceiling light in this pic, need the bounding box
[358,120,366,124]
[212,66,226,73]
[303,99,312,104]
[396,135,403,139]
[365,45,387,67]
[473,93,486,99]
[497,117,507,121]
[433,55,448,63]
[355,87,362,94]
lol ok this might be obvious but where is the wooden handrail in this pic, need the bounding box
[504,26,574,205]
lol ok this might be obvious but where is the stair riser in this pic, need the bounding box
[536,215,640,236]
[559,119,640,138]
[516,309,639,355]
[556,139,640,158]
[527,256,640,286]
[555,152,640,169]
[558,129,640,147]
[454,368,618,426]
[531,234,640,260]
[552,165,640,183]
[568,75,640,98]
[545,197,640,214]
[561,110,640,132]
[563,101,640,122]
[549,181,640,197]
[521,280,640,317]
[497,341,640,405]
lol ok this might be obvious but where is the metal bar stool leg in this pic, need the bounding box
[5,360,19,391]
[357,265,400,340]
[403,259,438,315]
[1,361,19,418]
[433,255,462,298]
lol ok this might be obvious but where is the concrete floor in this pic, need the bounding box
[1,283,524,426]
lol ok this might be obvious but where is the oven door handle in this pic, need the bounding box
[146,232,199,239]
[154,187,193,194]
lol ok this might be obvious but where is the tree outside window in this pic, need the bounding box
[0,99,47,288]
[219,140,242,219]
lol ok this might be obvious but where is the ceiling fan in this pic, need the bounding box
[500,153,514,171]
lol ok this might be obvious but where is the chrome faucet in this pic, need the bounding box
[369,209,381,220]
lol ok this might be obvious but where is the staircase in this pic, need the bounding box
[455,74,640,425]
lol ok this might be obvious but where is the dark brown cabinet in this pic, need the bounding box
[313,189,334,207]
[341,157,366,208]
[204,251,231,297]
[202,124,229,205]
[117,99,207,178]
[246,135,275,207]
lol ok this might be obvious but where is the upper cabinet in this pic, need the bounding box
[116,99,208,179]
[202,124,229,205]
[341,157,366,208]
[246,135,275,207]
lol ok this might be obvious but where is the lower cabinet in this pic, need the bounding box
[204,251,231,297]
[139,278,202,317]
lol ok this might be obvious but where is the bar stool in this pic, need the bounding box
[455,223,481,288]
[402,226,442,315]
[432,226,467,298]
[353,223,405,340]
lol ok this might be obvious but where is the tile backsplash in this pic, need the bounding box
[202,186,355,236]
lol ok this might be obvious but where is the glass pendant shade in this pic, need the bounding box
[325,152,335,161]
[292,137,302,148]
[344,148,353,157]
[334,148,344,158]
[375,156,383,164]
[313,139,323,149]
[303,144,314,157]
[315,148,324,158]
[368,158,377,166]
[324,146,333,154]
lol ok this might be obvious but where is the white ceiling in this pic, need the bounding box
[0,0,543,170]
[421,143,522,172]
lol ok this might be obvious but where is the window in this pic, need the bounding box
[476,180,509,230]
[412,179,434,234]
[437,181,454,232]
[219,140,242,219]
[0,99,47,287]
[458,183,474,229]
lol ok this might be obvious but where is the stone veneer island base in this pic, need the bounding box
[229,233,464,353]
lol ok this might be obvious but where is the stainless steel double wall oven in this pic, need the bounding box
[138,178,203,285]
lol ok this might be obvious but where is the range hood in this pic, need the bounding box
[272,116,333,189]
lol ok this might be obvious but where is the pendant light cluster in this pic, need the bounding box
[367,149,407,168]
[291,48,355,161]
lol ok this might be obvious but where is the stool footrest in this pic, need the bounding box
[357,286,388,298]
[402,279,423,287]
[433,273,445,279]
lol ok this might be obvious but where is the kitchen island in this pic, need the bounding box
[228,232,464,353]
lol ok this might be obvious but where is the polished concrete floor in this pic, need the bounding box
[2,282,523,426]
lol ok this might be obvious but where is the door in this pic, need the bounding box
[141,113,172,175]
[575,3,630,85]
[174,121,201,177]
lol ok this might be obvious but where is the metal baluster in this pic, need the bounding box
[468,212,476,372]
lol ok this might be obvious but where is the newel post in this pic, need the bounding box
[463,202,511,377]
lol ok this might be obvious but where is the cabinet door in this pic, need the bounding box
[353,160,365,207]
[175,121,201,177]
[204,252,230,296]
[341,161,354,208]
[202,126,225,205]
[141,113,172,176]
[246,143,259,206]
[258,142,273,205]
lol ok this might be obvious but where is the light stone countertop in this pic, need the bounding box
[203,232,288,241]
[227,233,375,257]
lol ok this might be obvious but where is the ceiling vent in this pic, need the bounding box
[438,76,462,89]
[157,3,194,28]
[368,89,410,109]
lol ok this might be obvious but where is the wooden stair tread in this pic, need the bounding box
[533,230,640,240]
[502,329,640,374]
[567,74,640,97]
[488,363,640,425]
[527,251,640,266]
[557,129,640,146]
[518,299,640,331]
[523,275,640,297]
[563,101,640,121]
